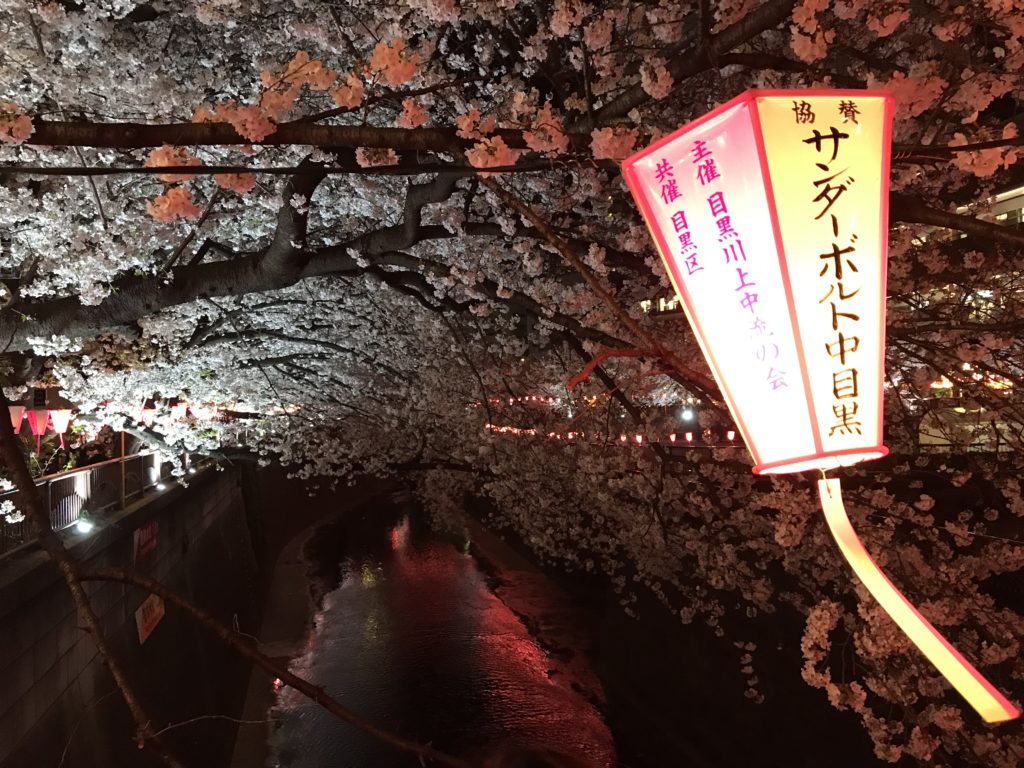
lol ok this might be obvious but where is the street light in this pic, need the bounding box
[76,511,95,534]
[623,89,1018,723]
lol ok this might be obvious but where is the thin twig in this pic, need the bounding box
[481,177,720,398]
[150,713,277,739]
[160,190,221,272]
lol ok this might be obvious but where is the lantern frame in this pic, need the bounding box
[622,88,894,475]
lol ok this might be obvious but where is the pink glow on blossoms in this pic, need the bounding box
[144,144,201,182]
[330,72,365,109]
[398,99,429,128]
[193,100,277,142]
[455,109,496,140]
[590,126,638,161]
[640,61,674,100]
[465,136,525,176]
[523,103,569,156]
[0,102,33,144]
[866,3,910,37]
[369,38,419,86]
[146,186,202,222]
[214,173,257,195]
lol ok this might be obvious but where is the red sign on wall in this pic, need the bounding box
[132,520,159,564]
[135,594,165,645]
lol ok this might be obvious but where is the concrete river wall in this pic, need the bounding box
[0,468,259,768]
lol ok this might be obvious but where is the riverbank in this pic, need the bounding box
[462,512,887,768]
[463,516,609,716]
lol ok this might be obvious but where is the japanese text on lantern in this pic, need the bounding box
[794,99,863,437]
[653,157,702,275]
[692,137,787,392]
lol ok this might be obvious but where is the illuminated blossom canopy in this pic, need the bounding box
[1,1,1024,763]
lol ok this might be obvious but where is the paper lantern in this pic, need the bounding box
[8,405,25,434]
[189,404,215,421]
[48,409,72,449]
[25,408,48,452]
[623,89,1018,722]
[624,89,891,475]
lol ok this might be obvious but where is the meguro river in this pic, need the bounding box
[267,497,615,767]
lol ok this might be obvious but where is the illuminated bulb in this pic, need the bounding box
[620,434,627,442]
[682,409,694,420]
[156,482,166,491]
[727,430,736,441]
[76,518,94,534]
[669,433,677,443]
[188,467,197,475]
[685,432,693,442]
[635,434,643,445]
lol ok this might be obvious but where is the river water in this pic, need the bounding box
[267,498,616,767]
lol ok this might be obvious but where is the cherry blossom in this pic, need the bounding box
[0,4,1023,763]
[146,186,203,222]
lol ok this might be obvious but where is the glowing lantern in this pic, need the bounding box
[8,405,25,434]
[189,404,215,421]
[25,408,48,451]
[48,409,72,449]
[684,432,693,443]
[623,89,1018,722]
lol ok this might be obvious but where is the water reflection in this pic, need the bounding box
[269,505,614,767]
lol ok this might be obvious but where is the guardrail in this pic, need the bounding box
[0,453,190,557]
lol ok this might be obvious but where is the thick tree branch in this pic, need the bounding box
[0,171,323,350]
[890,192,1024,247]
[0,158,615,178]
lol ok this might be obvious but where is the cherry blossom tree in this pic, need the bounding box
[1,0,1024,764]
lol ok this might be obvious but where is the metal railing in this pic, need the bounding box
[0,452,185,557]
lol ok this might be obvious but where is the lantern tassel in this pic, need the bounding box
[817,478,1019,723]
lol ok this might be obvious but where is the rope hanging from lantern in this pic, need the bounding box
[817,477,1019,724]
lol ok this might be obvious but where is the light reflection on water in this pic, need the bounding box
[269,510,615,767]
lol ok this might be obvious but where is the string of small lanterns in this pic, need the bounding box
[8,404,74,450]
[483,422,739,447]
[472,393,703,408]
